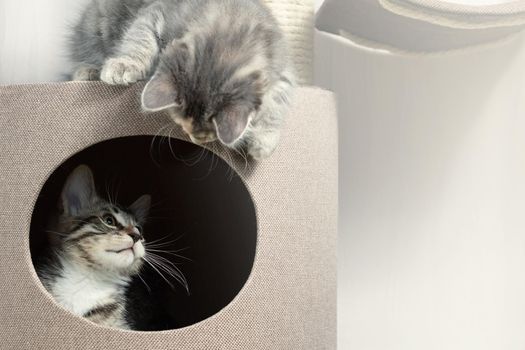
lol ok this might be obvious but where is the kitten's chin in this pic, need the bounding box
[98,242,145,275]
[167,110,218,144]
[189,134,217,145]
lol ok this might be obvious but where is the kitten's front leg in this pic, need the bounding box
[72,65,100,81]
[246,130,281,160]
[101,57,149,85]
[100,17,161,85]
[245,78,293,160]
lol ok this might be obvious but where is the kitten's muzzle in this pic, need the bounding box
[109,247,133,254]
[125,227,142,243]
[128,231,141,243]
[189,132,217,145]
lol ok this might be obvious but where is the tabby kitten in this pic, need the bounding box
[69,0,294,159]
[37,165,151,329]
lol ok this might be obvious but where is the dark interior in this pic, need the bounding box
[29,136,257,331]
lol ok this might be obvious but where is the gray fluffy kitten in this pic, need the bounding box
[69,0,294,159]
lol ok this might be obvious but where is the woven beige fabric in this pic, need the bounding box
[263,0,314,84]
[0,82,336,349]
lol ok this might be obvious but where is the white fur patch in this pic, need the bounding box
[50,259,128,318]
[101,57,147,85]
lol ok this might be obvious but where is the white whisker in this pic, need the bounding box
[137,272,152,294]
[142,256,175,290]
[146,252,189,292]
[145,248,192,261]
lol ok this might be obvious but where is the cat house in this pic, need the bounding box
[0,82,337,349]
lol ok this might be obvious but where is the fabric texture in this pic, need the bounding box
[0,82,336,349]
[263,0,314,84]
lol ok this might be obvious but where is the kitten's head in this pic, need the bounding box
[141,35,269,147]
[54,165,150,276]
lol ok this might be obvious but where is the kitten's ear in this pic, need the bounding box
[214,105,253,146]
[61,165,97,216]
[141,74,178,112]
[129,195,151,223]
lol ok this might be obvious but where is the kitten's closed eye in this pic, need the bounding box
[141,71,256,147]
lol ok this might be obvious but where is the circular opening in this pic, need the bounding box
[30,136,257,331]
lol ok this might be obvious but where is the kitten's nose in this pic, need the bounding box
[126,227,142,243]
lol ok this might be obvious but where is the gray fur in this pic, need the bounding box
[69,0,294,159]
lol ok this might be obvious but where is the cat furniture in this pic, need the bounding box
[0,0,336,347]
[0,82,337,349]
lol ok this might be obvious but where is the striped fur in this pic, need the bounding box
[37,165,151,329]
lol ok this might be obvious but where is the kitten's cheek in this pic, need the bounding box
[133,243,145,259]
[167,110,185,126]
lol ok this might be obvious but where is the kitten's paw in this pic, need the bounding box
[246,132,281,160]
[72,66,100,81]
[247,146,275,160]
[101,58,146,85]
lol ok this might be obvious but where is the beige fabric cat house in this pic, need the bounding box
[0,82,337,349]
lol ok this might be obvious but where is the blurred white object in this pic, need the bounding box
[444,0,518,3]
[315,1,525,349]
[316,0,525,52]
[382,0,525,28]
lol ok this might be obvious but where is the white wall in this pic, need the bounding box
[315,29,525,350]
[0,0,91,84]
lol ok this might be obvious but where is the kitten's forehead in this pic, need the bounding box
[161,40,266,113]
[184,91,209,118]
[88,203,137,225]
[108,205,136,225]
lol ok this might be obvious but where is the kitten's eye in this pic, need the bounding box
[102,214,116,227]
